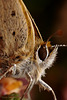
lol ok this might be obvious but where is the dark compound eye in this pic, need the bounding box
[38,46,47,61]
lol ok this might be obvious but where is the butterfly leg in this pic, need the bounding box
[21,73,35,100]
[38,79,57,100]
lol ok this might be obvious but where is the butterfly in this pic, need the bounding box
[0,0,66,100]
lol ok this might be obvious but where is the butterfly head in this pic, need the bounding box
[36,29,67,63]
[36,42,58,63]
[36,40,67,67]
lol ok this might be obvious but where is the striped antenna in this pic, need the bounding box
[52,44,67,47]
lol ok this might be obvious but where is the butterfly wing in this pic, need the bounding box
[0,0,35,78]
[0,0,43,79]
[21,0,43,47]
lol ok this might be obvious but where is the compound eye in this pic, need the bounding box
[38,46,47,61]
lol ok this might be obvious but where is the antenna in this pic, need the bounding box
[52,44,67,47]
[46,29,63,43]
[46,29,67,48]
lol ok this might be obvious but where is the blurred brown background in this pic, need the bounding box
[23,0,67,100]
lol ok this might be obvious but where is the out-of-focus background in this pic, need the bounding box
[23,0,67,100]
